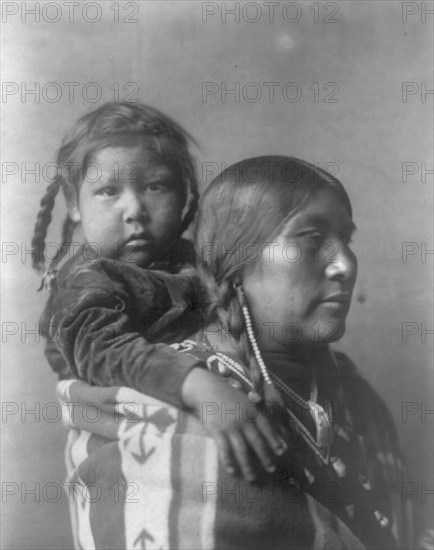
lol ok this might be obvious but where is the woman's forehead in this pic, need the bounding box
[281,187,354,230]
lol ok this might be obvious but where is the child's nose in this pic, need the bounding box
[122,191,148,223]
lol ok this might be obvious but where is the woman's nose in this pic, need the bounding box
[121,191,148,224]
[325,242,357,282]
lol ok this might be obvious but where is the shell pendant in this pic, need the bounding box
[307,401,333,461]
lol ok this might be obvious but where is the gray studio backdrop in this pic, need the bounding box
[2,1,433,548]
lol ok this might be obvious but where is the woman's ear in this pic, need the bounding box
[233,278,241,289]
[233,280,246,306]
[68,203,81,223]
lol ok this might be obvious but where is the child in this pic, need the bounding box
[33,102,285,482]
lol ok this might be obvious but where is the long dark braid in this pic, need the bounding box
[197,266,265,400]
[31,179,62,273]
[181,165,199,233]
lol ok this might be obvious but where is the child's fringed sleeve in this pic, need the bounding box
[39,258,204,409]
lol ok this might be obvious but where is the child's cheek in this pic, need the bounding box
[161,195,185,221]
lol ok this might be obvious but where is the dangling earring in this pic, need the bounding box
[233,282,273,387]
[233,281,246,307]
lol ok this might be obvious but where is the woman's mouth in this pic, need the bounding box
[320,301,348,310]
[319,294,351,310]
[321,294,350,304]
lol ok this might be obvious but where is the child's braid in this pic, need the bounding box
[31,179,61,273]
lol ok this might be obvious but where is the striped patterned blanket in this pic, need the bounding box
[57,379,365,550]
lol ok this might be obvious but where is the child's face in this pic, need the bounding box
[71,145,186,267]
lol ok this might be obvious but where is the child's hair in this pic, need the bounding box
[31,102,199,274]
[194,155,352,396]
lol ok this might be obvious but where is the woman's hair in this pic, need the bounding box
[194,155,352,394]
[31,102,199,274]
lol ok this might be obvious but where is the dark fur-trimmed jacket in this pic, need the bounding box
[39,240,204,409]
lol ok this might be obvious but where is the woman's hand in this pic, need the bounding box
[181,368,287,482]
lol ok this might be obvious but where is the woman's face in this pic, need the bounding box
[242,187,357,351]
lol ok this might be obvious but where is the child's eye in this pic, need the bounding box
[144,181,172,193]
[149,183,166,191]
[95,186,119,197]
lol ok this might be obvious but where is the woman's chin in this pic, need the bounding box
[305,319,346,345]
[319,323,346,343]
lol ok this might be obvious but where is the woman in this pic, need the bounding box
[58,156,413,549]
[192,156,412,549]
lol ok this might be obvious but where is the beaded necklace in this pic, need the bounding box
[205,286,337,463]
[214,348,334,464]
[242,295,335,459]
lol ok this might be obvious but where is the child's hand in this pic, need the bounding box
[182,368,287,482]
[202,385,288,482]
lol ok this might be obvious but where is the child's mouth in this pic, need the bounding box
[124,238,151,248]
[123,233,153,248]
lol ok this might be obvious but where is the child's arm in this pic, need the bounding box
[42,261,202,409]
[43,259,286,480]
[182,368,287,481]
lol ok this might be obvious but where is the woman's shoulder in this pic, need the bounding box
[333,350,375,390]
[333,351,384,402]
[332,350,399,437]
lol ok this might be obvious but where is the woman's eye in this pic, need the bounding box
[301,232,325,245]
[339,232,353,245]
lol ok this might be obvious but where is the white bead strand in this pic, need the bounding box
[242,304,273,386]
